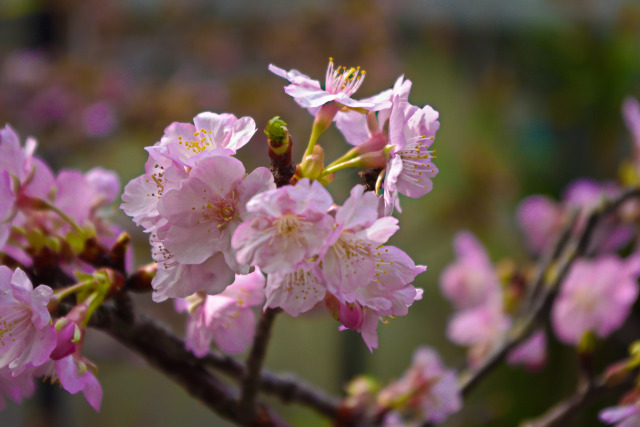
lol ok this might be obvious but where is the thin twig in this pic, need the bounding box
[239,308,281,425]
[520,372,635,427]
[202,352,340,419]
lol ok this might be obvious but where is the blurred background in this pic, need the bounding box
[1,0,640,425]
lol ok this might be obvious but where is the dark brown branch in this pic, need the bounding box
[202,352,340,419]
[521,372,635,427]
[92,303,243,423]
[239,308,281,425]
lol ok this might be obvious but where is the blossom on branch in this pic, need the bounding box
[551,254,640,345]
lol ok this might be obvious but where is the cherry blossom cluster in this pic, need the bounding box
[0,126,128,411]
[121,59,439,355]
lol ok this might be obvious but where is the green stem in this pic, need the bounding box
[39,199,84,233]
[321,158,361,177]
[304,124,324,159]
[53,281,92,302]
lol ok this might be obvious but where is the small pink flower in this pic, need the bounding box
[121,110,256,232]
[269,59,389,112]
[552,254,640,345]
[232,179,334,274]
[49,355,102,411]
[0,266,56,375]
[0,125,55,201]
[150,235,235,302]
[384,99,439,214]
[177,270,265,355]
[440,231,502,311]
[377,346,461,423]
[517,179,634,256]
[506,330,547,371]
[599,402,640,426]
[517,195,564,255]
[447,305,511,368]
[156,112,256,167]
[623,97,640,153]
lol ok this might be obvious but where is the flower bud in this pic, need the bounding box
[299,145,326,181]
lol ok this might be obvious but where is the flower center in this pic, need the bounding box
[201,190,239,231]
[325,58,366,97]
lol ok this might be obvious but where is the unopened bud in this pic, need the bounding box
[265,117,295,187]
[126,263,157,292]
[300,145,326,181]
[313,103,340,134]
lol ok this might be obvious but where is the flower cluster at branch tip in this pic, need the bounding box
[121,59,438,354]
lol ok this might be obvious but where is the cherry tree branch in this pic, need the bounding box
[520,371,635,427]
[460,187,640,398]
[239,308,281,425]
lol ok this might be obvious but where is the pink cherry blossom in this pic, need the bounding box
[447,305,511,368]
[121,110,256,232]
[269,59,390,112]
[506,330,547,371]
[265,264,326,317]
[0,125,55,201]
[322,185,399,299]
[150,234,235,302]
[377,346,461,423]
[552,254,640,345]
[51,355,102,411]
[335,76,411,147]
[600,402,640,426]
[232,179,334,274]
[623,97,640,151]
[440,231,502,311]
[158,154,274,266]
[332,245,426,351]
[384,98,439,214]
[517,179,634,256]
[0,266,56,375]
[176,270,265,355]
[517,195,564,255]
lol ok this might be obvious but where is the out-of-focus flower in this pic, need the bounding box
[440,231,501,310]
[176,270,265,355]
[447,305,511,368]
[599,393,640,427]
[0,267,56,375]
[623,97,640,150]
[552,255,640,345]
[82,102,118,138]
[506,330,547,371]
[517,179,635,256]
[377,346,461,424]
